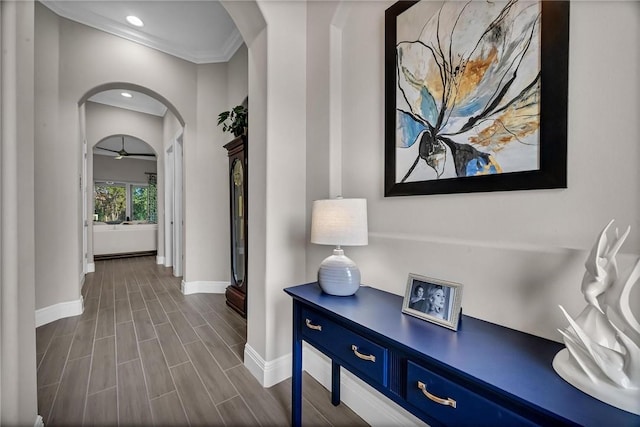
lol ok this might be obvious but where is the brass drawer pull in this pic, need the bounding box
[305,318,322,331]
[417,381,457,408]
[351,345,376,362]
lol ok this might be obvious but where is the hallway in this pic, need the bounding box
[36,256,368,426]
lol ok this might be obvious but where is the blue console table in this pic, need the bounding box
[285,283,640,427]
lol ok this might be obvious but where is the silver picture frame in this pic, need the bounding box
[402,273,463,331]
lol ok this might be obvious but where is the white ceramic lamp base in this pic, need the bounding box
[317,248,361,296]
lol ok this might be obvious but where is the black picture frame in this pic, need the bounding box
[384,1,569,197]
[401,273,463,331]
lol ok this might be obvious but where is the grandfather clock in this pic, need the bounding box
[224,135,247,317]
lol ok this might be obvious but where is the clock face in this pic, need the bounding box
[233,160,243,187]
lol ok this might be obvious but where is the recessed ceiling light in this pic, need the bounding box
[121,92,133,98]
[126,15,144,27]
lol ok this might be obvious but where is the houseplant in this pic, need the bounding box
[217,105,248,137]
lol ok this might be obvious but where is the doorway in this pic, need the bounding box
[165,131,184,277]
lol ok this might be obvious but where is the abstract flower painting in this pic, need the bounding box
[385,0,569,196]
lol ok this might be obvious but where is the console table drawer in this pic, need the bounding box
[406,361,537,427]
[302,308,388,386]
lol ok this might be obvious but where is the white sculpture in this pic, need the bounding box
[553,220,640,415]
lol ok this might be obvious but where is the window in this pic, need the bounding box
[94,183,126,224]
[94,181,157,224]
[131,185,149,221]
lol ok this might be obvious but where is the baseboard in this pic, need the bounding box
[302,343,427,427]
[181,280,228,295]
[244,344,291,388]
[86,263,95,273]
[34,415,44,427]
[156,256,165,265]
[35,296,84,328]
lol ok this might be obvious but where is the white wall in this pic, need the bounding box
[222,0,307,372]
[306,1,640,343]
[1,1,38,424]
[254,1,308,363]
[306,1,336,206]
[34,2,71,309]
[218,0,270,367]
[188,61,232,282]
[87,101,161,188]
[228,44,248,107]
[86,102,164,155]
[93,155,157,184]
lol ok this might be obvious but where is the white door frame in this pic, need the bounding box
[164,145,174,267]
[82,136,88,274]
[173,133,184,277]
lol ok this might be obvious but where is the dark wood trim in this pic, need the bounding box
[223,135,246,156]
[225,285,246,317]
[94,250,157,261]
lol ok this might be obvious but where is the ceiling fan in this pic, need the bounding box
[98,136,155,160]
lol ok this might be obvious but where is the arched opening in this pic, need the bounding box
[79,82,185,126]
[80,86,185,278]
[92,134,159,260]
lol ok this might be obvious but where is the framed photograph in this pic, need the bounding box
[384,1,569,196]
[402,273,463,331]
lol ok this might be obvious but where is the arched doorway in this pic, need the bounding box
[92,134,158,261]
[80,85,185,278]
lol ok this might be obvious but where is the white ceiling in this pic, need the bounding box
[88,90,168,117]
[41,0,242,64]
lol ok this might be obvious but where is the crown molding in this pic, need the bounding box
[41,1,242,64]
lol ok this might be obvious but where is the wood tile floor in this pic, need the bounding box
[36,256,368,426]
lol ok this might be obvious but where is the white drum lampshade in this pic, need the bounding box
[311,198,368,296]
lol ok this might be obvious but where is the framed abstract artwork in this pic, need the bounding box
[384,1,569,196]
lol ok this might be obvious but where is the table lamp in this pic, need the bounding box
[311,197,368,296]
